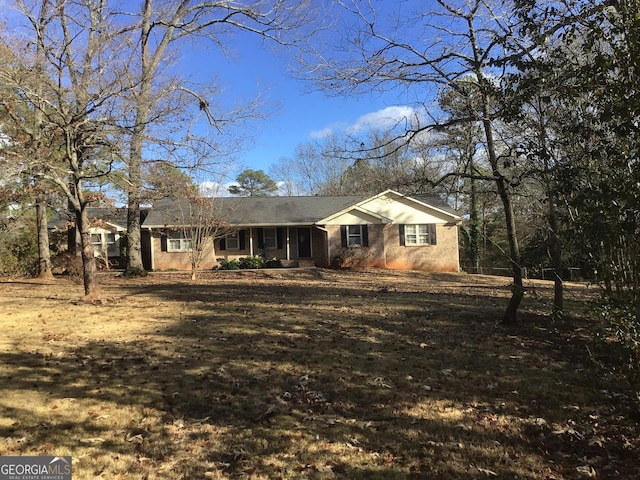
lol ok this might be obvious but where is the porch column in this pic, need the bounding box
[249,227,254,256]
[286,227,290,260]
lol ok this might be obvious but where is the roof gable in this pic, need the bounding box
[319,190,461,225]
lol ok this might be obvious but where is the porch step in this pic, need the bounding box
[297,259,316,268]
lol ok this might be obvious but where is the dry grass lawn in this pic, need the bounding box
[0,269,638,479]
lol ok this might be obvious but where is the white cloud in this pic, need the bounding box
[310,105,422,140]
[309,127,336,139]
[348,106,420,134]
[199,181,232,197]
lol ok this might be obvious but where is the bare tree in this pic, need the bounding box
[300,0,529,323]
[1,0,133,297]
[122,0,317,276]
[181,195,236,280]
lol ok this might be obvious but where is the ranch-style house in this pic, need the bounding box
[49,190,462,272]
[141,189,462,272]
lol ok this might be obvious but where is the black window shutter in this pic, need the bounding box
[219,237,226,250]
[362,225,369,247]
[340,225,347,248]
[430,224,437,245]
[160,230,167,252]
[257,228,264,249]
[239,230,245,250]
[276,228,283,249]
[399,225,405,246]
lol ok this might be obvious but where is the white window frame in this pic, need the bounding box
[167,230,192,252]
[263,227,277,249]
[91,233,103,247]
[105,232,118,256]
[347,225,363,246]
[405,224,432,245]
[91,233,104,256]
[225,232,240,250]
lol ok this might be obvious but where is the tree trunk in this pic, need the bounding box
[76,206,100,297]
[35,192,53,279]
[126,191,145,275]
[469,175,481,273]
[125,0,159,277]
[497,175,524,325]
[480,113,524,324]
[548,194,563,318]
[125,132,145,275]
[470,19,524,324]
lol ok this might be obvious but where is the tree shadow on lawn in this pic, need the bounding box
[0,271,638,479]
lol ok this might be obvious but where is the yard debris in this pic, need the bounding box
[575,465,597,477]
[252,405,276,423]
[372,376,393,388]
[78,437,106,444]
[477,467,498,476]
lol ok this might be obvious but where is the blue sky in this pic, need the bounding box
[183,27,418,180]
[1,0,426,185]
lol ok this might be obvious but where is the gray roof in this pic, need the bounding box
[48,207,128,230]
[142,192,460,228]
[142,195,367,227]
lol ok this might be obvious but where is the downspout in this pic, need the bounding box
[315,225,330,267]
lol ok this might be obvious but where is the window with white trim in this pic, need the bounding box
[404,224,435,245]
[347,225,364,246]
[263,227,277,248]
[91,233,103,250]
[167,230,192,252]
[224,232,240,250]
[91,232,118,256]
[105,233,117,255]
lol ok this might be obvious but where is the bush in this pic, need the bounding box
[217,256,283,270]
[0,219,39,276]
[264,258,283,269]
[217,258,240,270]
[595,296,640,384]
[238,256,264,269]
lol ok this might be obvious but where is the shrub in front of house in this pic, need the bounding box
[217,259,240,270]
[238,256,264,269]
[264,258,283,269]
[217,256,283,270]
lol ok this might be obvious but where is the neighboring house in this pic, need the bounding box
[48,207,128,268]
[141,190,462,272]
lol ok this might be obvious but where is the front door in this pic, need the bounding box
[297,227,311,258]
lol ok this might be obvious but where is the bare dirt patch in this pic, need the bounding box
[0,269,638,479]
